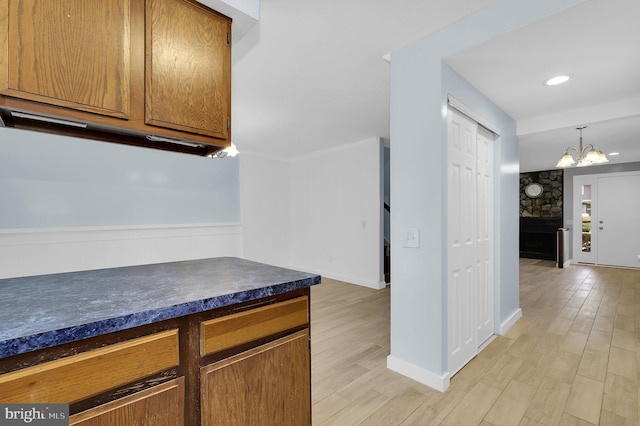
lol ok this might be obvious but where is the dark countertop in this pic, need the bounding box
[0,257,321,360]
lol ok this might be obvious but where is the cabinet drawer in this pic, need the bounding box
[69,377,184,425]
[200,296,308,356]
[0,329,179,404]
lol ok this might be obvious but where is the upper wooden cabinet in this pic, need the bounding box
[0,0,231,156]
[2,0,131,119]
[146,0,230,140]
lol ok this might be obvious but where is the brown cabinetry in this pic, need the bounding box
[199,297,311,426]
[2,0,131,119]
[69,378,185,426]
[200,296,309,355]
[201,331,311,426]
[0,0,231,156]
[0,329,180,404]
[146,0,230,140]
[0,292,311,425]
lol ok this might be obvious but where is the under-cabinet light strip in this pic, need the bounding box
[145,134,203,148]
[10,111,88,128]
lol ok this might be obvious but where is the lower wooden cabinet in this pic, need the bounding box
[69,378,185,425]
[201,330,311,426]
[0,291,311,425]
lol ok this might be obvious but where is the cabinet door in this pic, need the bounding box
[69,378,184,426]
[146,0,231,140]
[2,0,130,118]
[201,330,311,426]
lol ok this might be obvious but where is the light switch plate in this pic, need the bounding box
[403,228,420,248]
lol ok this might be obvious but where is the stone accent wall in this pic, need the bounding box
[520,170,563,218]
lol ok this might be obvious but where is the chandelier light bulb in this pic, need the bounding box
[555,126,609,168]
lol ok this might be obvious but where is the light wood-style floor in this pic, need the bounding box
[310,259,640,425]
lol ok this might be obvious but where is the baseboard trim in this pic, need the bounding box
[499,308,522,335]
[286,264,386,290]
[386,355,450,392]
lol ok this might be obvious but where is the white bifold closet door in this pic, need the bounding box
[447,107,495,377]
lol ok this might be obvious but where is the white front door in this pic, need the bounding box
[447,107,494,376]
[597,173,640,268]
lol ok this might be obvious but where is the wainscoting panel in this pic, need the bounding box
[0,223,243,279]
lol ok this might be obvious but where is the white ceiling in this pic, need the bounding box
[231,0,640,172]
[445,0,640,172]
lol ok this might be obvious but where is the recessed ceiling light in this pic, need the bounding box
[544,75,571,86]
[608,152,620,156]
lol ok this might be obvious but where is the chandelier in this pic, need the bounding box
[555,126,608,168]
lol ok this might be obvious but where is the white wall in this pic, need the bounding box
[289,138,384,289]
[1,125,383,285]
[0,127,240,228]
[0,224,242,279]
[239,152,291,267]
[388,0,585,392]
[0,127,242,278]
[240,137,384,289]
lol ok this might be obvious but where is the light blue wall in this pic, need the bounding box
[389,0,585,382]
[0,127,240,228]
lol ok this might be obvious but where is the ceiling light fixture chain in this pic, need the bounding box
[555,125,609,168]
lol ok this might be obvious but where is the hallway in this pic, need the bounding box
[311,259,640,425]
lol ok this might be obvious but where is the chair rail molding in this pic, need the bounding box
[0,223,243,279]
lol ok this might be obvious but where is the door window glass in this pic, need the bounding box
[581,185,592,252]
